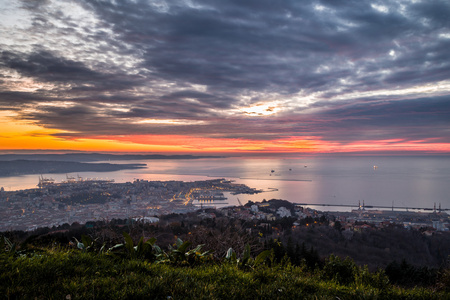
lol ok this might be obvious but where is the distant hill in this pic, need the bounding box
[0,160,146,177]
[0,153,222,162]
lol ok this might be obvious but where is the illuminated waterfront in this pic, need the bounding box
[1,156,449,211]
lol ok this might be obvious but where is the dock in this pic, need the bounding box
[296,203,449,212]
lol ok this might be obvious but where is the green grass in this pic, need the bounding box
[1,250,448,300]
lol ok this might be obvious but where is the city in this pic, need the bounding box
[0,177,260,231]
[1,177,448,235]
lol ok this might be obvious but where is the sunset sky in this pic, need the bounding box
[0,0,449,155]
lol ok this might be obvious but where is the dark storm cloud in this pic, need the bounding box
[1,51,101,82]
[159,91,234,109]
[0,50,143,93]
[83,0,335,94]
[309,95,450,142]
[411,0,450,27]
[81,0,450,95]
[1,0,449,148]
[0,91,49,104]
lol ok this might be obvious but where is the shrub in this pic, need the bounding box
[321,254,357,285]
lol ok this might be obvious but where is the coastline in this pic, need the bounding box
[0,160,146,178]
[0,156,449,213]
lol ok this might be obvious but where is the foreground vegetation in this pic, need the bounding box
[2,199,449,299]
[1,234,449,300]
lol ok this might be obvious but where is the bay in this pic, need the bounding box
[1,156,449,211]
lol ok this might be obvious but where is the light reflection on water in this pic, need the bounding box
[1,156,449,211]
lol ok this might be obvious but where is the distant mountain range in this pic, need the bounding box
[0,160,146,177]
[0,154,223,177]
[0,153,222,162]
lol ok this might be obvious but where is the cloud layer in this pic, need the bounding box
[1,0,449,153]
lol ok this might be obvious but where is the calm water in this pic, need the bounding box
[1,156,449,211]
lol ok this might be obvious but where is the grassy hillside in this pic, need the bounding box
[1,235,449,300]
[2,199,450,299]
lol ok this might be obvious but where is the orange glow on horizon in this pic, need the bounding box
[1,114,449,154]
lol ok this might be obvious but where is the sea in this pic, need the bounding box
[1,156,449,212]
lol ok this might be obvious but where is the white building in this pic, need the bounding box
[277,206,291,218]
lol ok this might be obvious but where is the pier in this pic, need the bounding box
[296,202,449,212]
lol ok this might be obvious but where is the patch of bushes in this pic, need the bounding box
[1,234,449,299]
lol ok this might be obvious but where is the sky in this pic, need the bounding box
[0,0,449,155]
